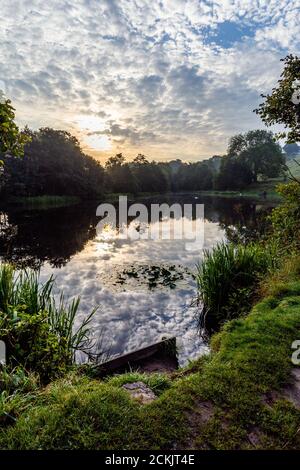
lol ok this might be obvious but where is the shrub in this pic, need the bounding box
[0,264,96,381]
[270,181,300,248]
[196,242,277,332]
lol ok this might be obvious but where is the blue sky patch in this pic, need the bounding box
[204,20,256,48]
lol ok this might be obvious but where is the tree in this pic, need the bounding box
[176,161,214,191]
[228,130,285,182]
[214,156,253,190]
[105,153,138,193]
[255,54,300,143]
[130,154,168,193]
[105,153,125,170]
[0,98,29,158]
[1,128,105,198]
[132,154,149,166]
[270,181,300,247]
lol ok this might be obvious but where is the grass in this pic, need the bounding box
[0,264,96,374]
[10,195,80,209]
[7,177,292,209]
[196,242,278,331]
[195,169,300,202]
[286,156,300,180]
[103,192,135,202]
[0,367,40,426]
[196,182,283,202]
[106,371,172,396]
[1,257,300,449]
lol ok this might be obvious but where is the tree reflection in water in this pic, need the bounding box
[0,195,275,269]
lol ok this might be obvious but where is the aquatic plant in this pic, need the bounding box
[196,242,277,332]
[0,264,96,380]
[116,264,187,290]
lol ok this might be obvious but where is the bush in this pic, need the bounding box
[0,264,96,381]
[1,309,70,380]
[270,181,300,248]
[196,242,277,332]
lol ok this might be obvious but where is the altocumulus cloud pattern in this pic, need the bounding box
[1,0,299,160]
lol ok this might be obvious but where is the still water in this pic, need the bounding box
[0,194,274,365]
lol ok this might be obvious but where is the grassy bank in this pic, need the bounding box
[1,256,300,449]
[9,195,81,209]
[286,156,300,179]
[1,180,300,450]
[196,159,299,202]
[195,181,283,202]
[3,180,286,210]
[103,186,282,203]
[5,156,300,209]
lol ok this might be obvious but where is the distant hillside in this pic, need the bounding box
[286,155,300,178]
[283,143,300,160]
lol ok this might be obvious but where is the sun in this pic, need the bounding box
[85,134,111,151]
[76,114,105,132]
[75,114,112,151]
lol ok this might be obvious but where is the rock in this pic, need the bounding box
[263,368,300,410]
[122,381,157,404]
[247,427,262,447]
[282,368,300,409]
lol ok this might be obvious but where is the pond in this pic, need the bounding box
[0,194,275,366]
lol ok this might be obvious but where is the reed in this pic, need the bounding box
[196,242,277,332]
[0,264,96,368]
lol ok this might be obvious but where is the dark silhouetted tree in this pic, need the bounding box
[1,128,104,198]
[105,153,138,193]
[214,156,253,190]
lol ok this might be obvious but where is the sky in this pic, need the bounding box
[0,0,299,163]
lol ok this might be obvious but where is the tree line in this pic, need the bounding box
[1,127,105,199]
[2,54,300,201]
[1,108,286,200]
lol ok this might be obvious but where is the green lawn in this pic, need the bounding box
[195,160,300,202]
[286,156,300,179]
[195,183,282,202]
[10,195,80,209]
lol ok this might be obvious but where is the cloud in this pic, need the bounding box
[89,121,157,146]
[38,216,224,365]
[0,0,297,161]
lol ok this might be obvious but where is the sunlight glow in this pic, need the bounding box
[75,114,112,151]
[85,134,112,151]
[76,115,106,132]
